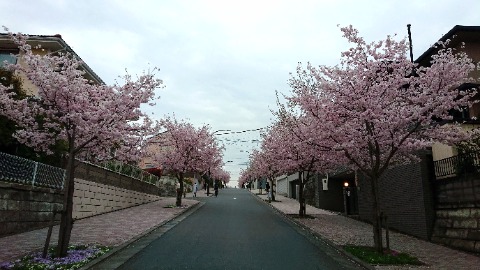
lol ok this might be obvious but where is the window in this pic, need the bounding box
[0,49,18,67]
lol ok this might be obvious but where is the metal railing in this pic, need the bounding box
[80,159,177,185]
[0,151,174,189]
[0,152,66,189]
[434,151,480,179]
[80,159,162,185]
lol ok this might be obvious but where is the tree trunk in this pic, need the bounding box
[269,179,275,202]
[370,175,383,253]
[56,147,75,257]
[206,170,211,196]
[298,171,306,217]
[176,173,184,206]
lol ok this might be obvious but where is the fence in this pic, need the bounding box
[0,151,175,189]
[79,159,176,185]
[434,151,480,179]
[0,152,65,189]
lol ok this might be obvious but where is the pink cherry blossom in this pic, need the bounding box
[0,29,164,257]
[150,116,225,205]
[286,25,477,252]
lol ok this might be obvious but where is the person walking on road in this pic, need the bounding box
[266,181,272,203]
[214,182,219,197]
[193,182,198,197]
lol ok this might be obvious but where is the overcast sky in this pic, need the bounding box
[2,0,479,186]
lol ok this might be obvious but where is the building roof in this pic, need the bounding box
[0,33,104,84]
[415,25,480,65]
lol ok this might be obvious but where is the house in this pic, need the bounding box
[416,25,480,164]
[0,33,166,236]
[279,25,480,253]
[0,33,104,93]
[415,25,480,253]
[0,33,105,164]
[138,131,170,169]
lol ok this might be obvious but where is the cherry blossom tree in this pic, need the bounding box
[287,25,477,252]
[210,167,230,187]
[0,30,163,257]
[152,116,224,206]
[238,167,254,188]
[266,107,343,216]
[246,143,282,201]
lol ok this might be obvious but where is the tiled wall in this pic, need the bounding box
[72,178,160,219]
[357,155,436,240]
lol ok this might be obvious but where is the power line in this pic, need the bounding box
[214,127,266,136]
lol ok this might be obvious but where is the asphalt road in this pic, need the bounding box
[107,188,365,270]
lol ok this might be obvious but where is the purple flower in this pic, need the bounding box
[0,244,110,270]
[0,261,14,270]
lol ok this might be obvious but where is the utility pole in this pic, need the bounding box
[407,24,414,63]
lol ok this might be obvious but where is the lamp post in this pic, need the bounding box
[343,181,350,215]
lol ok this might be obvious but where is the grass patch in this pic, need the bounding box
[344,245,423,265]
[0,244,110,270]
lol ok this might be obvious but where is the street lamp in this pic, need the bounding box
[343,181,350,215]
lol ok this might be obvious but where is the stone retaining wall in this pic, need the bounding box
[0,181,63,237]
[0,161,176,237]
[432,174,480,253]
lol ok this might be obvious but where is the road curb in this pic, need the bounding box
[250,192,374,270]
[80,201,205,270]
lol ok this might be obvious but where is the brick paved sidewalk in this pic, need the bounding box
[0,197,198,264]
[251,190,480,270]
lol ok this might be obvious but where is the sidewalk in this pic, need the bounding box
[251,190,480,270]
[0,197,199,264]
